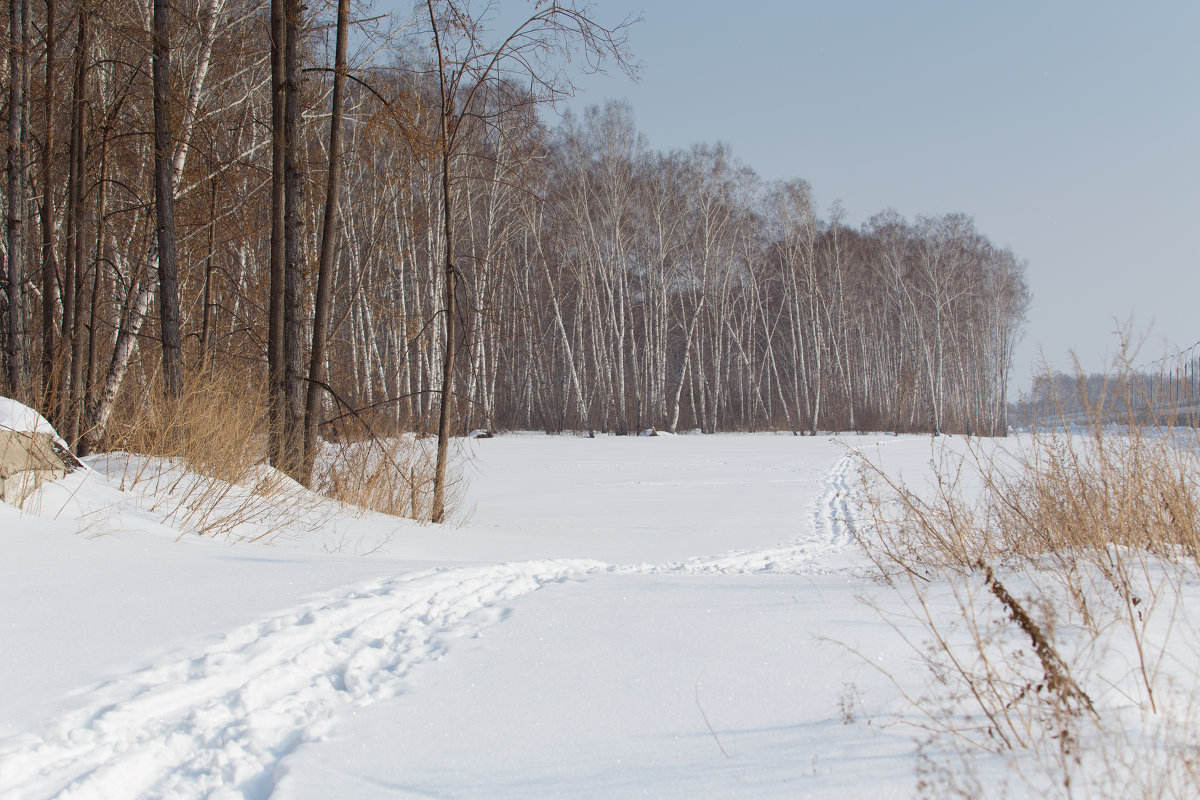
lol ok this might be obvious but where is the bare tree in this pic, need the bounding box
[302,0,350,484]
[274,0,305,476]
[38,0,57,404]
[267,0,286,465]
[423,0,636,523]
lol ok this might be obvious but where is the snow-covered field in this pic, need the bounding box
[0,421,1037,798]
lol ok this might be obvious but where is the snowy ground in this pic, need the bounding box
[0,427,964,799]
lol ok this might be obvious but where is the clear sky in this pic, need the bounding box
[389,0,1200,392]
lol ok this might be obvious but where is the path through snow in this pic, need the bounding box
[0,440,877,800]
[0,561,606,799]
[647,450,866,575]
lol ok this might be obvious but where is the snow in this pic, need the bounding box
[273,572,916,800]
[0,423,1082,798]
[0,398,58,436]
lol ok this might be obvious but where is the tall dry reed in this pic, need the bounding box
[95,368,302,541]
[103,367,268,484]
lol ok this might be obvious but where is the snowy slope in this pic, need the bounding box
[0,424,949,799]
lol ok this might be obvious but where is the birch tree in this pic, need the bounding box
[423,0,634,522]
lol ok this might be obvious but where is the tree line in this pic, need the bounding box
[0,0,1028,517]
[1016,354,1200,429]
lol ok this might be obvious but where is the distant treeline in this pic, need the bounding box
[1014,362,1200,428]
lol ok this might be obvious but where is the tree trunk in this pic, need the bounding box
[431,143,456,523]
[302,0,348,485]
[199,176,216,363]
[280,0,305,476]
[58,7,86,434]
[152,0,182,398]
[667,295,704,434]
[39,0,56,405]
[267,0,286,465]
[6,0,26,399]
[428,0,454,523]
[79,279,154,456]
[84,126,109,421]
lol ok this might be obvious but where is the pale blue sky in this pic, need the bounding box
[391,1,1200,391]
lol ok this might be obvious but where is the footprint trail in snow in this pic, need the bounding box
[0,560,606,800]
[0,446,877,799]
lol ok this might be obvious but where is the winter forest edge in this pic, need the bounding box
[1,0,1030,507]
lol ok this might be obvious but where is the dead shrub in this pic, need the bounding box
[86,368,468,537]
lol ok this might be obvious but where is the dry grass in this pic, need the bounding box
[104,367,268,485]
[97,368,301,541]
[855,363,1200,797]
[94,368,467,538]
[314,418,468,523]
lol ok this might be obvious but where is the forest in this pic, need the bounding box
[0,0,1030,512]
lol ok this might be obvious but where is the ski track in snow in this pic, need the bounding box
[0,447,875,800]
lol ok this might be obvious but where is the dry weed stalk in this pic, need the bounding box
[105,367,267,483]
